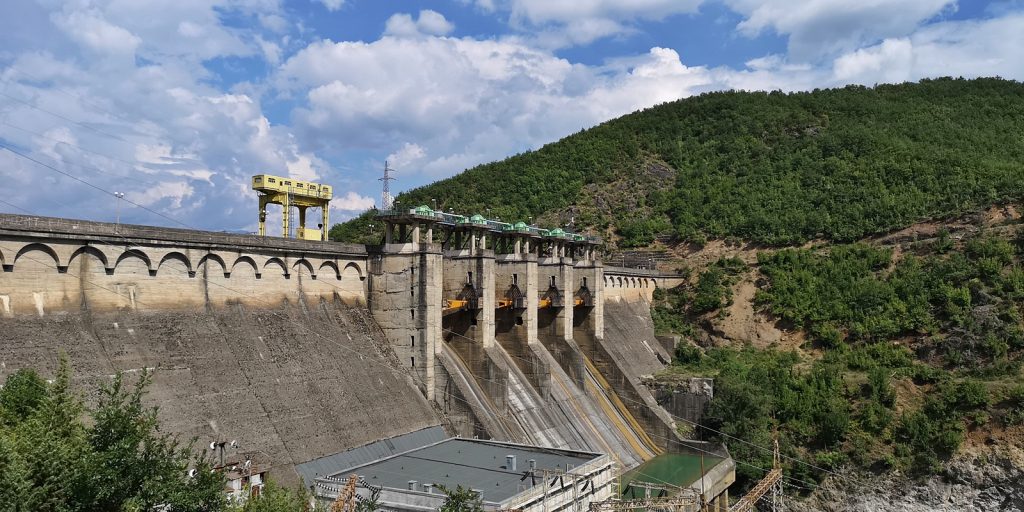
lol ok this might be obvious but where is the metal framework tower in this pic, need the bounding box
[379,161,396,210]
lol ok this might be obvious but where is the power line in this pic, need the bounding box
[0,120,164,187]
[0,198,32,214]
[0,135,832,490]
[5,229,820,495]
[0,143,191,229]
[3,68,157,136]
[0,89,134,145]
[438,324,844,481]
[3,191,805,493]
[436,327,825,492]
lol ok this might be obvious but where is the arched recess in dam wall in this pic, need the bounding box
[603,273,679,303]
[0,239,367,316]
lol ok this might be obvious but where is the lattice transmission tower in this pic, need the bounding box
[379,160,396,210]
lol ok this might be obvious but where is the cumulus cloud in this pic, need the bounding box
[279,37,718,179]
[831,12,1024,84]
[484,0,705,46]
[4,0,1024,234]
[332,191,376,211]
[387,143,427,170]
[0,0,327,233]
[318,0,345,11]
[51,7,142,56]
[725,0,956,60]
[384,10,455,37]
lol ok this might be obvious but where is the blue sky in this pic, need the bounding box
[1,0,1023,234]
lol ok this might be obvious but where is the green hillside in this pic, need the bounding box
[324,78,1024,492]
[332,77,1024,246]
[655,227,1024,489]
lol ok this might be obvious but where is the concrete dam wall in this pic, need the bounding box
[0,299,441,483]
[0,213,708,486]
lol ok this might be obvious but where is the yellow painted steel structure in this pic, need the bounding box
[252,174,332,241]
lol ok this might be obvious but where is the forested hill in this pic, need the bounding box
[332,78,1024,247]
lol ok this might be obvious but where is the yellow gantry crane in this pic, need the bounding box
[252,174,332,241]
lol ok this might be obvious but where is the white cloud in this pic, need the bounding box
[416,10,456,36]
[51,8,142,56]
[259,13,289,33]
[279,37,718,179]
[833,38,914,82]
[0,0,327,232]
[489,0,704,46]
[332,191,376,211]
[384,10,455,37]
[831,12,1024,84]
[258,37,283,64]
[725,0,956,60]
[4,0,1024,235]
[387,143,427,170]
[318,0,345,12]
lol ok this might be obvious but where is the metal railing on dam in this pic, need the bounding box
[0,214,367,257]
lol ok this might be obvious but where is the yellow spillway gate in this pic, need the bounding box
[252,174,332,241]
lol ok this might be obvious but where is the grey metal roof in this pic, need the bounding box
[296,426,447,486]
[334,438,600,504]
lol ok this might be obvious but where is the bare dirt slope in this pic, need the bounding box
[0,298,441,483]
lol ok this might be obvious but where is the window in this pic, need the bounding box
[550,276,556,287]
[583,277,587,287]
[411,309,415,319]
[467,271,473,283]
[411,335,415,347]
[411,357,415,368]
[284,181,291,185]
[513,274,518,285]
[268,178,276,183]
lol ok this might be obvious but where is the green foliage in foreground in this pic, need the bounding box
[0,362,314,512]
[0,362,224,511]
[335,78,1024,246]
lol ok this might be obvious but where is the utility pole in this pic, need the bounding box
[114,192,124,233]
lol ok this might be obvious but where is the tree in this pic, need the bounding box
[436,484,484,512]
[355,486,382,512]
[0,361,225,511]
[234,481,309,512]
[0,368,47,425]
